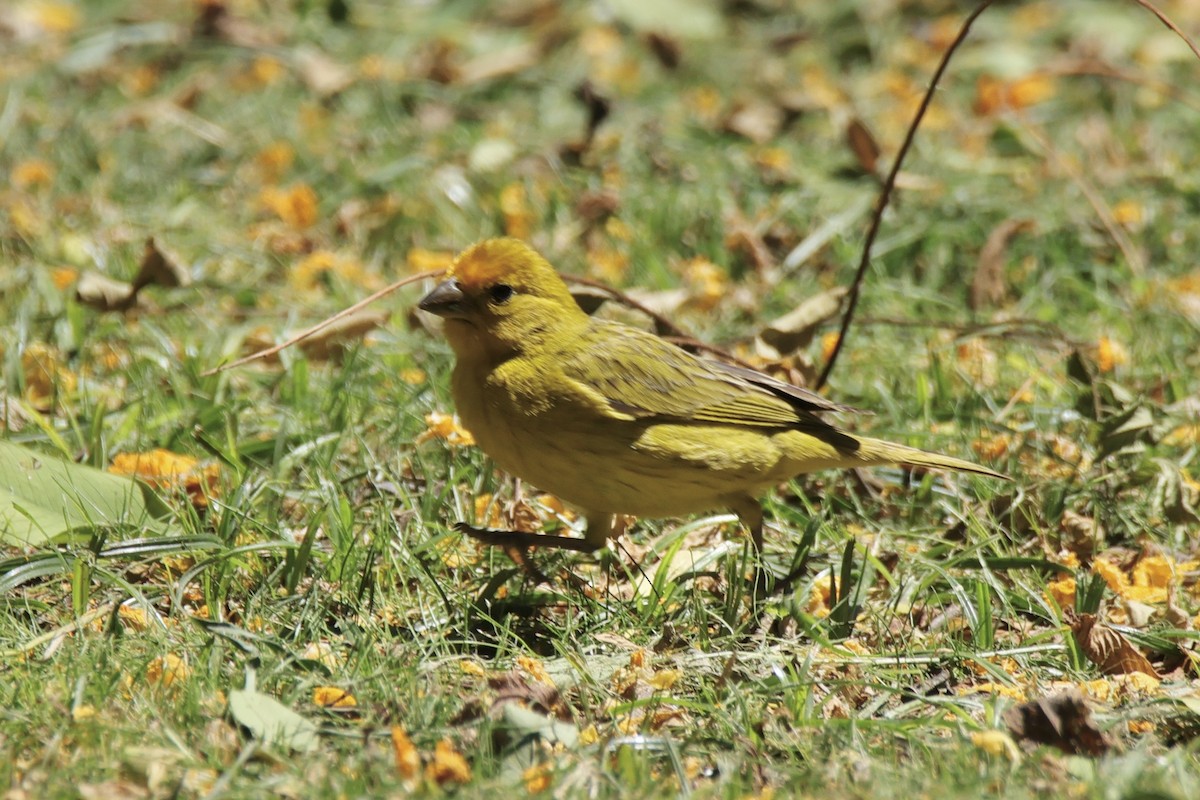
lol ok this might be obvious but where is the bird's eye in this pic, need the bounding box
[488,284,514,304]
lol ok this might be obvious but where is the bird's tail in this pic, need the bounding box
[855,437,1009,481]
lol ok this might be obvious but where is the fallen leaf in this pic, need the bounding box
[681,257,727,311]
[969,219,1034,310]
[757,287,848,356]
[228,689,319,753]
[1003,690,1112,755]
[489,670,568,719]
[644,32,681,68]
[416,411,476,447]
[0,393,29,433]
[724,217,774,275]
[76,271,140,311]
[261,183,319,229]
[391,726,420,779]
[193,0,278,47]
[417,38,460,84]
[458,43,539,85]
[1044,576,1076,610]
[723,100,784,144]
[133,237,190,290]
[20,342,77,405]
[146,654,190,688]
[575,189,620,227]
[296,310,386,361]
[11,158,55,189]
[312,686,357,708]
[1094,336,1128,373]
[845,118,880,176]
[970,730,1021,761]
[523,762,554,794]
[561,81,611,162]
[426,739,471,785]
[78,781,148,800]
[109,449,220,509]
[0,440,171,546]
[294,45,354,97]
[1071,613,1159,678]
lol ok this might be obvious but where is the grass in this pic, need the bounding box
[3,0,1200,796]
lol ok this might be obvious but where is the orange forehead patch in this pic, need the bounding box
[450,238,537,290]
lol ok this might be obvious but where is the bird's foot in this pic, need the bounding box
[454,522,601,553]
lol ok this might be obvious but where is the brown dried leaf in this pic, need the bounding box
[458,43,539,85]
[0,393,29,433]
[297,310,387,361]
[969,219,1035,311]
[1003,690,1111,756]
[845,118,880,176]
[76,271,141,312]
[133,237,189,290]
[488,671,569,720]
[575,189,620,225]
[645,32,681,68]
[723,100,784,144]
[1059,509,1104,558]
[78,780,149,800]
[1071,612,1160,677]
[560,81,612,164]
[418,39,460,84]
[757,287,849,356]
[724,218,774,276]
[775,89,819,116]
[295,46,354,97]
[193,0,278,47]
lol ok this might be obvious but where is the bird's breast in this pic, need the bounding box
[449,359,799,517]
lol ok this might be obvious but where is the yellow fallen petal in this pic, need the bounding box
[970,730,1021,761]
[312,686,357,708]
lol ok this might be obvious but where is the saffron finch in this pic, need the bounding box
[419,238,1007,552]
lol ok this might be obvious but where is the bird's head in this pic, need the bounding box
[419,238,588,361]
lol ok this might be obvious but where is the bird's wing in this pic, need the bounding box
[560,322,856,432]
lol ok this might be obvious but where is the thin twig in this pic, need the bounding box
[816,0,997,390]
[1132,0,1200,61]
[562,273,690,338]
[200,270,443,376]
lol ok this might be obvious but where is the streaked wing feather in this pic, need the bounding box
[708,361,862,414]
[563,322,846,434]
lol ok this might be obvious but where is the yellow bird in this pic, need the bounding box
[419,238,1006,553]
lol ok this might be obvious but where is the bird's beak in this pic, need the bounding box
[419,279,467,318]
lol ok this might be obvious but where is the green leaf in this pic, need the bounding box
[228,689,319,753]
[0,440,171,545]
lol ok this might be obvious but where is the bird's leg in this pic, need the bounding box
[582,512,622,549]
[725,495,770,595]
[726,495,764,553]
